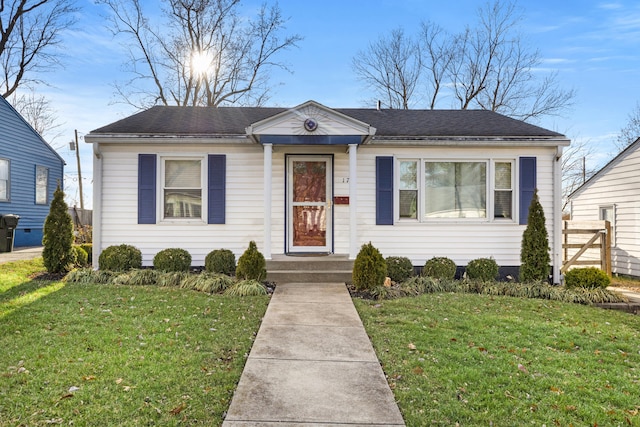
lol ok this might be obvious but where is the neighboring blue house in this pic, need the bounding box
[0,95,65,247]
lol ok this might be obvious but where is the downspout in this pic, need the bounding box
[553,146,563,284]
[92,142,102,269]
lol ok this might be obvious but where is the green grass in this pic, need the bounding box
[355,293,640,426]
[0,259,269,426]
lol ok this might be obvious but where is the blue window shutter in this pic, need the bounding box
[519,157,537,225]
[208,155,226,224]
[138,154,156,224]
[376,156,394,225]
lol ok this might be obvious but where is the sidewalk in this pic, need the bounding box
[222,282,405,426]
[0,246,43,264]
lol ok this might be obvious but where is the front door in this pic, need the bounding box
[287,156,333,253]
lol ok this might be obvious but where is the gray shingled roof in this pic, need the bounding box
[90,105,563,138]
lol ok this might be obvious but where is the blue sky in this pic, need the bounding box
[29,0,640,208]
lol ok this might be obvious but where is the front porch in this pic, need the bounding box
[266,254,354,283]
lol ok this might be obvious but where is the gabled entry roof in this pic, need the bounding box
[89,100,566,142]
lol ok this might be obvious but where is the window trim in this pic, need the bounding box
[159,155,207,223]
[395,157,517,223]
[35,165,49,205]
[0,158,9,202]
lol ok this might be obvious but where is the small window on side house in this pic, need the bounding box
[494,162,513,219]
[163,158,203,219]
[599,205,615,247]
[399,161,418,219]
[0,159,9,201]
[36,165,48,204]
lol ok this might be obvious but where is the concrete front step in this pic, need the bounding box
[266,254,353,283]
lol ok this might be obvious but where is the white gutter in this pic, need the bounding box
[553,145,564,284]
[92,142,102,269]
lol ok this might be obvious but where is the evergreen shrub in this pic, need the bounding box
[153,248,192,272]
[99,244,142,271]
[352,242,387,291]
[520,189,551,282]
[205,249,236,275]
[564,267,611,289]
[465,257,499,281]
[385,256,414,283]
[235,241,266,281]
[80,243,93,265]
[422,257,457,280]
[42,185,76,273]
[73,245,88,267]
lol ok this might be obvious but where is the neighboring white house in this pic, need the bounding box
[85,100,570,283]
[569,137,640,277]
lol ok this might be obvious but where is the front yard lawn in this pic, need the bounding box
[0,259,269,426]
[355,293,640,426]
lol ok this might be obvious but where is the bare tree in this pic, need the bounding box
[419,21,454,109]
[1,0,78,98]
[561,138,597,211]
[100,0,302,109]
[9,90,63,142]
[614,102,640,152]
[352,0,574,122]
[352,28,421,110]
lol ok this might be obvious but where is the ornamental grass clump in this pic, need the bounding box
[153,248,192,272]
[180,272,234,293]
[99,244,142,272]
[564,267,611,289]
[465,257,499,281]
[422,257,457,280]
[352,242,387,291]
[235,241,266,281]
[225,279,267,296]
[385,256,414,283]
[205,249,236,275]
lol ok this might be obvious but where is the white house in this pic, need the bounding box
[85,100,570,283]
[569,137,640,277]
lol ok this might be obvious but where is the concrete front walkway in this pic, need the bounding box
[222,282,405,426]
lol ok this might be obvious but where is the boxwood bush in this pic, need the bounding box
[205,248,236,275]
[73,245,88,267]
[99,244,142,271]
[465,257,499,281]
[385,256,414,283]
[564,267,610,289]
[422,257,457,280]
[153,248,192,272]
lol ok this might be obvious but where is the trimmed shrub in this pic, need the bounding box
[465,257,499,281]
[80,243,93,265]
[422,257,457,280]
[564,267,611,289]
[236,241,267,281]
[73,245,88,267]
[42,185,76,273]
[352,242,387,291]
[153,248,192,272]
[99,244,142,272]
[520,189,551,282]
[205,249,236,275]
[385,256,414,283]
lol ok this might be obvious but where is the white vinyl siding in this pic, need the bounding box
[570,142,640,276]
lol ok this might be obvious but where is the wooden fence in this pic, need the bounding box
[562,220,611,276]
[69,207,92,228]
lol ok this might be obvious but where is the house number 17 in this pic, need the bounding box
[341,178,350,183]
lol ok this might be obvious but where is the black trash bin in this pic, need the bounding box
[0,214,20,252]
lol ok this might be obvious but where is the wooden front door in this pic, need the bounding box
[287,156,333,253]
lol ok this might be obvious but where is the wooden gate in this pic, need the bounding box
[562,220,611,275]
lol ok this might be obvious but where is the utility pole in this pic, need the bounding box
[71,129,84,210]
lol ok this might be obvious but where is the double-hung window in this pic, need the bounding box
[35,165,49,204]
[397,158,514,222]
[0,159,8,201]
[162,158,203,220]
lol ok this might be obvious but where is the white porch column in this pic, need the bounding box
[263,143,273,259]
[349,144,358,259]
[553,146,563,284]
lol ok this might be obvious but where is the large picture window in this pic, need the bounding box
[163,158,202,219]
[0,159,8,201]
[397,158,514,222]
[35,165,48,204]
